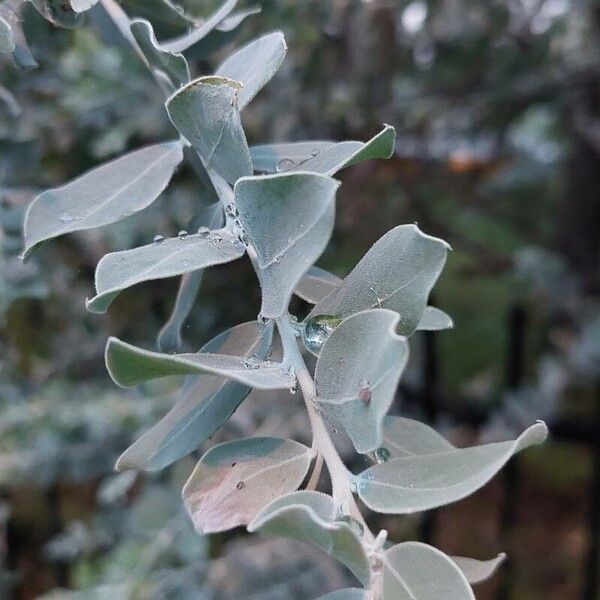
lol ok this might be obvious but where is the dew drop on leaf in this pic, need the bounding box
[178,230,189,239]
[153,234,165,244]
[374,447,391,463]
[311,149,320,157]
[236,481,245,490]
[60,212,75,223]
[301,315,342,354]
[276,158,295,172]
[197,226,210,237]
[256,312,270,325]
[244,354,262,370]
[225,203,238,218]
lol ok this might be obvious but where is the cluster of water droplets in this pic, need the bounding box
[301,314,342,354]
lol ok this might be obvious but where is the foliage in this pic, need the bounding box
[7,1,554,598]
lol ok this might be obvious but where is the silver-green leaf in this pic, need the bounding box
[294,266,341,304]
[215,31,287,110]
[70,0,99,12]
[130,19,190,88]
[248,491,370,585]
[86,228,244,314]
[355,422,548,514]
[183,437,314,533]
[309,224,450,336]
[235,172,339,318]
[251,125,396,176]
[383,542,475,599]
[452,553,506,585]
[161,0,238,53]
[315,310,409,454]
[23,142,184,258]
[381,416,455,459]
[117,322,272,471]
[105,336,295,390]
[416,306,454,331]
[166,76,252,183]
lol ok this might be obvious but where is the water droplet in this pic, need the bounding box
[225,203,238,218]
[60,212,75,223]
[276,158,295,172]
[301,315,342,354]
[358,379,371,406]
[336,515,364,536]
[238,232,249,246]
[153,234,165,244]
[183,259,190,267]
[197,226,210,237]
[178,230,189,240]
[374,447,391,463]
[257,313,270,326]
[231,462,237,467]
[288,380,298,395]
[236,481,245,490]
[244,354,263,370]
[311,149,320,157]
[211,233,223,243]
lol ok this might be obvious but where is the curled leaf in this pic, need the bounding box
[130,19,190,88]
[166,76,252,183]
[248,491,370,585]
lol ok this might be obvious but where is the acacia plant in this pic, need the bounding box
[20,2,548,598]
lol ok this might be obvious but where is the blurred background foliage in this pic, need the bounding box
[1,0,599,598]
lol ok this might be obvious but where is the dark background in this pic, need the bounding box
[1,1,599,598]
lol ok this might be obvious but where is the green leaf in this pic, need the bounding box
[117,322,272,471]
[86,228,244,314]
[416,306,453,331]
[383,542,475,599]
[248,491,370,585]
[215,31,287,110]
[0,16,15,53]
[315,310,409,454]
[130,19,190,88]
[166,76,252,183]
[161,0,238,53]
[308,224,450,336]
[23,142,184,258]
[294,266,341,304]
[452,553,506,585]
[235,172,339,318]
[105,336,295,390]
[183,437,314,533]
[355,422,548,514]
[381,416,454,459]
[250,125,396,176]
[317,590,366,600]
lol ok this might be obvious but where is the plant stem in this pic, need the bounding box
[276,316,373,542]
